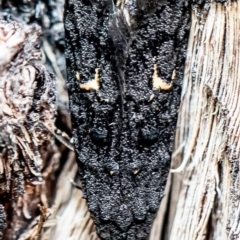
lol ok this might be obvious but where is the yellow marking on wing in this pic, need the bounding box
[148,94,155,102]
[76,71,80,80]
[152,64,172,90]
[133,169,140,175]
[171,69,176,80]
[80,68,100,91]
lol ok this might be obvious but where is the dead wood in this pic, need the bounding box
[164,1,240,239]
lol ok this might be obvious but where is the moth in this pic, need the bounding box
[64,0,190,239]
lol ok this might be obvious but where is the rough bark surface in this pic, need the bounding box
[0,19,58,239]
[167,1,240,239]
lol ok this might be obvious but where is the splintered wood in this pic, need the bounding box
[166,2,240,240]
[39,153,99,240]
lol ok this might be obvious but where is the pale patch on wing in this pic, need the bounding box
[148,94,155,102]
[76,71,80,80]
[79,68,100,91]
[152,64,172,91]
[133,169,140,175]
[171,69,176,80]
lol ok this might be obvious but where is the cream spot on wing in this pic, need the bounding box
[76,71,80,80]
[148,94,155,102]
[171,69,176,80]
[152,64,172,91]
[80,68,100,91]
[133,169,140,175]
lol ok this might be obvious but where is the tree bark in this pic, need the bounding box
[164,1,240,239]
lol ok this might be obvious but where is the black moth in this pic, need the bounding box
[64,0,190,239]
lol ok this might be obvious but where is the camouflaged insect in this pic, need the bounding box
[64,0,191,239]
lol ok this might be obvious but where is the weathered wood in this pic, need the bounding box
[166,1,240,239]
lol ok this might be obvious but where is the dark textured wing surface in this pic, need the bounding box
[64,1,190,239]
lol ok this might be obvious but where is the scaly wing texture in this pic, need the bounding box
[64,1,190,239]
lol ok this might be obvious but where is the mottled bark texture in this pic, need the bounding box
[0,19,58,239]
[0,1,65,239]
[64,1,190,239]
